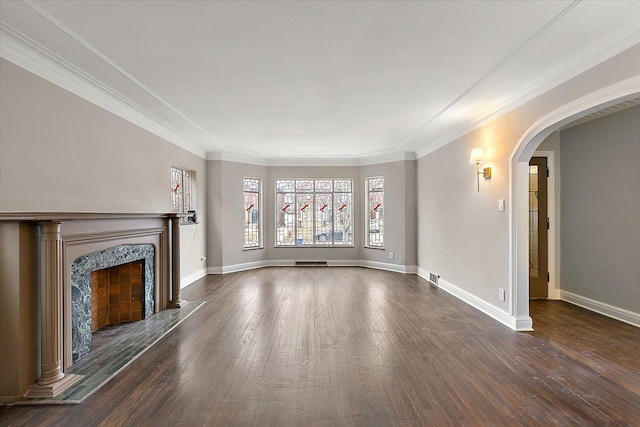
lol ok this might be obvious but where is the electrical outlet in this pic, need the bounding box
[389,252,394,259]
[498,288,505,301]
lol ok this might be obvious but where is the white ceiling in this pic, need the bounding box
[2,1,640,163]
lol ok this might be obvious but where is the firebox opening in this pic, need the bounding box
[90,260,145,332]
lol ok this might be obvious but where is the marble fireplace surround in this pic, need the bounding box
[71,244,155,362]
[0,212,185,399]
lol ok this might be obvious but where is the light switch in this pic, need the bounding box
[498,199,505,212]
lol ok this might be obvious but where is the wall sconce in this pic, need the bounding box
[470,148,492,192]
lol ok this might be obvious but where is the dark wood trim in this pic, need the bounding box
[0,212,189,221]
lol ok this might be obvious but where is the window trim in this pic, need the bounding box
[274,178,354,248]
[365,176,384,248]
[243,177,263,250]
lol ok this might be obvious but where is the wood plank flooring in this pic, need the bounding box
[1,267,639,426]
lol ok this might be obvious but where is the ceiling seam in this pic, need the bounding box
[396,0,582,151]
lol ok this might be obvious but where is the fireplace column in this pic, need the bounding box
[168,214,182,308]
[38,221,65,384]
[24,221,82,398]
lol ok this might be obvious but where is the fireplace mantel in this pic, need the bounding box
[0,212,186,221]
[0,212,186,398]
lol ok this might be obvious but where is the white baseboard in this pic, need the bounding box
[416,268,530,331]
[360,260,415,274]
[327,259,361,267]
[417,266,430,280]
[436,278,524,330]
[223,260,267,274]
[561,290,640,328]
[269,259,296,267]
[405,265,418,274]
[209,260,269,274]
[180,268,207,289]
[206,260,415,275]
[207,259,294,274]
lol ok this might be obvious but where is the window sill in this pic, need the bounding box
[243,246,264,251]
[364,245,385,250]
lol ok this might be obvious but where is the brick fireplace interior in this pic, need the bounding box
[90,260,144,332]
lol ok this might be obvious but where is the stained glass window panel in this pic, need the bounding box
[315,193,332,245]
[334,192,353,245]
[367,177,384,247]
[296,180,314,192]
[529,166,539,278]
[296,193,314,245]
[315,180,333,192]
[243,178,261,248]
[171,166,192,225]
[334,180,352,192]
[276,192,296,246]
[275,178,353,247]
[276,180,295,193]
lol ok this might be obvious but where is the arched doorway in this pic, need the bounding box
[508,76,640,331]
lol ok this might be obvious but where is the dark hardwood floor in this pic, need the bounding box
[2,267,639,426]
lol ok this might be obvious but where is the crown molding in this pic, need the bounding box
[0,24,209,159]
[21,0,225,150]
[205,149,415,167]
[206,150,270,166]
[357,150,416,166]
[1,28,416,167]
[413,5,640,159]
[4,1,637,165]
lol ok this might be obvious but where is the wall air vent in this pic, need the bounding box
[428,272,439,287]
[295,261,328,267]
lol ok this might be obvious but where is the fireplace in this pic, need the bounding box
[71,245,155,362]
[91,260,145,331]
[0,212,185,399]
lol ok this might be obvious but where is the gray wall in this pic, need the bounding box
[559,105,640,313]
[417,127,511,311]
[0,59,207,279]
[416,44,640,314]
[206,160,269,269]
[206,160,224,270]
[360,160,417,267]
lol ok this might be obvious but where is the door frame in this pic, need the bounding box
[532,150,559,300]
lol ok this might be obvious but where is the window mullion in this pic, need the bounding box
[330,193,334,245]
[293,191,297,246]
[181,172,186,215]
